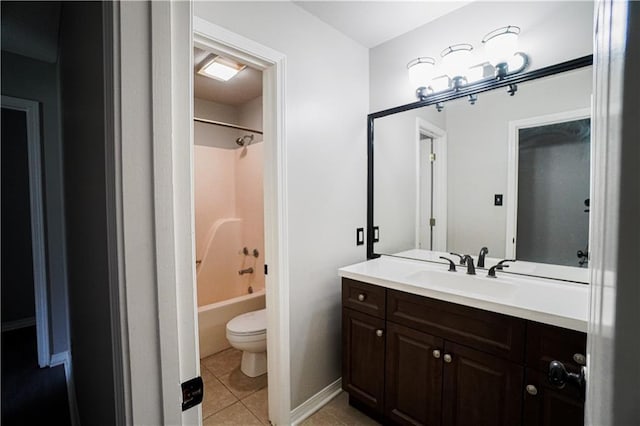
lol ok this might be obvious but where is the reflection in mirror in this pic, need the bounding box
[372,65,592,282]
[512,117,590,266]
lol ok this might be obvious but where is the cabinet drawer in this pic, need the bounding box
[526,322,587,374]
[387,289,526,362]
[342,278,386,319]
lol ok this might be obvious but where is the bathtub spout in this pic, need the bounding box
[239,267,254,275]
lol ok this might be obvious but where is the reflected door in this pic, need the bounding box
[516,118,590,266]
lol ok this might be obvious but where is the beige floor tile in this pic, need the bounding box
[218,367,268,399]
[203,401,262,426]
[301,392,381,426]
[241,387,269,425]
[201,370,238,420]
[202,348,243,378]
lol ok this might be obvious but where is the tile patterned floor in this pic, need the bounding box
[300,392,381,426]
[201,348,268,424]
[201,348,379,425]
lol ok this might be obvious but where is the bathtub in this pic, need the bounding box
[198,289,266,358]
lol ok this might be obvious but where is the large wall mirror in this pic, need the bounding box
[368,58,592,283]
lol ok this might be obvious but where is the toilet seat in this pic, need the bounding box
[226,308,266,336]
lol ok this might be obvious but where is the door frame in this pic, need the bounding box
[505,107,591,259]
[1,95,50,368]
[415,118,447,251]
[193,17,291,425]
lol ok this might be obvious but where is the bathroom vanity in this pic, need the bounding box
[339,256,588,426]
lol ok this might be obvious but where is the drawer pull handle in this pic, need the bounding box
[443,354,452,363]
[526,384,538,395]
[432,350,441,359]
[573,353,586,365]
[375,329,384,337]
[357,293,366,302]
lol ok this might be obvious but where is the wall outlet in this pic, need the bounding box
[356,228,364,246]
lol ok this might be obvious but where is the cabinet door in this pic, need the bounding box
[342,308,386,414]
[523,368,584,426]
[385,322,444,426]
[442,342,524,426]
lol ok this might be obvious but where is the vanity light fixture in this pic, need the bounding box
[441,43,474,90]
[407,25,530,108]
[407,57,436,99]
[482,25,529,79]
[197,55,246,82]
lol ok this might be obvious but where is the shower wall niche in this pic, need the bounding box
[194,95,264,306]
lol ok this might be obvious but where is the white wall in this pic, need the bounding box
[370,1,594,111]
[373,106,444,254]
[194,97,240,149]
[194,1,369,408]
[446,67,592,258]
[1,51,69,355]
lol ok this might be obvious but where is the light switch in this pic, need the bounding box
[356,228,364,246]
[494,194,503,206]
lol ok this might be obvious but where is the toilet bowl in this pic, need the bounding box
[226,308,267,377]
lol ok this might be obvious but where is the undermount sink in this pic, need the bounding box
[404,268,519,298]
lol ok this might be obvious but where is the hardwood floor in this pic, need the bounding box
[1,326,70,425]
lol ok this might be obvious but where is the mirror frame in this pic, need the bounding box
[367,54,593,260]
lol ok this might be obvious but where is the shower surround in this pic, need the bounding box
[194,141,265,306]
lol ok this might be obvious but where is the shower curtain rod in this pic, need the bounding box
[193,117,263,135]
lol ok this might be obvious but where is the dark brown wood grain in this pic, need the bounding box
[342,308,386,415]
[342,278,387,318]
[523,368,585,426]
[385,322,444,426]
[526,321,587,375]
[441,341,524,426]
[387,289,526,363]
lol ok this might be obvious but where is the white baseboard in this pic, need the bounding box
[50,351,80,426]
[290,377,342,425]
[1,317,36,332]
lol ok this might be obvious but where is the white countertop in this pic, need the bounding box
[339,255,589,332]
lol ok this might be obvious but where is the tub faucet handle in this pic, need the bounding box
[239,267,254,275]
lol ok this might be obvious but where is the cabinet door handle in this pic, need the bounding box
[526,384,538,395]
[443,354,452,363]
[573,353,586,365]
[357,293,366,302]
[432,349,441,359]
[375,329,384,337]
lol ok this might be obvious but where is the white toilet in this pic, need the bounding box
[226,309,267,377]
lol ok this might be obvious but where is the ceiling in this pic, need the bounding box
[294,1,472,48]
[193,47,263,106]
[194,2,473,105]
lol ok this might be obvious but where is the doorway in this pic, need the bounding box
[1,96,49,368]
[192,17,290,425]
[416,118,447,252]
[506,108,591,264]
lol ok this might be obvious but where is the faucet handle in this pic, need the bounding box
[487,259,516,277]
[449,252,466,265]
[439,256,457,272]
[463,255,476,275]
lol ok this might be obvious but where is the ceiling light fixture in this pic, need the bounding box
[198,55,246,82]
[407,25,530,109]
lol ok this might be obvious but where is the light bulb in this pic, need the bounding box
[441,44,473,79]
[407,57,436,88]
[483,26,520,66]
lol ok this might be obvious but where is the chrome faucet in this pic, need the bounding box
[463,255,476,275]
[238,267,254,275]
[477,247,489,268]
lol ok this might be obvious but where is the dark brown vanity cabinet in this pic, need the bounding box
[522,323,587,426]
[342,278,587,426]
